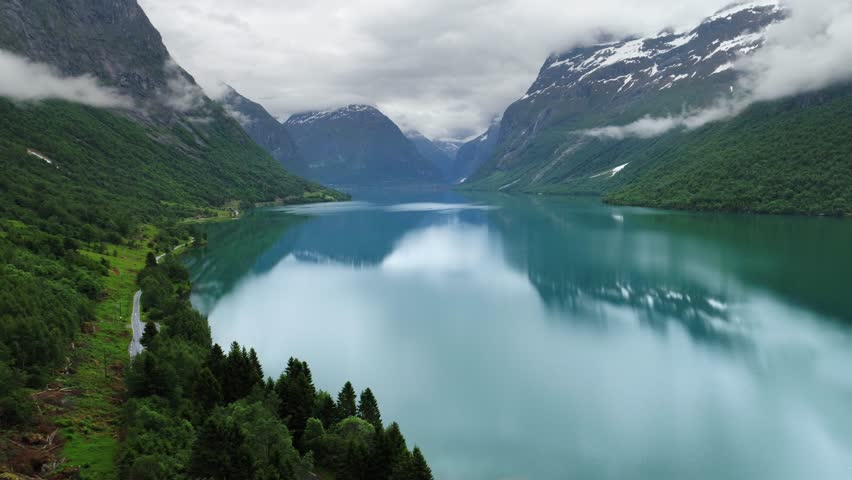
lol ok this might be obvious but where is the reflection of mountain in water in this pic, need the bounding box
[470,193,745,347]
[184,213,305,313]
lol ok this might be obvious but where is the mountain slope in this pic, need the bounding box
[0,2,342,473]
[406,131,458,182]
[472,1,785,178]
[458,2,852,215]
[284,105,444,185]
[456,117,501,184]
[0,0,343,216]
[605,84,852,215]
[219,85,305,174]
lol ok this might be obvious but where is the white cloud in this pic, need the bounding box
[137,0,735,140]
[583,100,749,140]
[582,0,852,140]
[159,58,207,112]
[0,49,132,109]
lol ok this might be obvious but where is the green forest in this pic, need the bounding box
[464,84,852,217]
[121,257,432,480]
[0,97,428,479]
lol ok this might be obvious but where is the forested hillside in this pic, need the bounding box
[120,257,433,479]
[461,3,852,216]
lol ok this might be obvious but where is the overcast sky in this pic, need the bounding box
[138,0,754,140]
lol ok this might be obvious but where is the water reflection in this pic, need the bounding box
[186,193,852,480]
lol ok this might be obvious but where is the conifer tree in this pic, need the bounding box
[140,320,158,349]
[337,381,357,420]
[275,357,317,447]
[145,251,157,267]
[192,367,222,412]
[207,344,226,381]
[410,447,433,480]
[313,391,337,428]
[188,414,255,480]
[357,388,382,430]
[248,347,264,382]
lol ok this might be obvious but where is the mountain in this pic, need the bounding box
[406,131,459,182]
[456,117,501,184]
[433,139,463,160]
[459,2,852,215]
[219,85,304,172]
[0,0,342,212]
[284,105,444,186]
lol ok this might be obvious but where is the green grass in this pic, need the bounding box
[56,235,152,479]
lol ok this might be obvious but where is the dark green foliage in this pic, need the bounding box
[141,320,158,349]
[249,348,264,380]
[468,83,852,217]
[358,388,382,430]
[337,381,357,420]
[313,391,338,428]
[192,368,223,413]
[127,351,178,400]
[606,86,852,215]
[410,448,434,480]
[188,412,256,480]
[275,358,317,448]
[223,342,262,403]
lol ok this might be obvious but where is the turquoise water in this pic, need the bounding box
[185,190,852,480]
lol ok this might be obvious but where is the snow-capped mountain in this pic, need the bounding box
[470,1,786,181]
[284,105,443,185]
[405,131,464,182]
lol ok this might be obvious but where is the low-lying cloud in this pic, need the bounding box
[138,0,739,140]
[0,49,132,109]
[583,0,852,140]
[159,58,208,112]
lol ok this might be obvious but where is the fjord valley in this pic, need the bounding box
[0,1,427,479]
[1,0,852,479]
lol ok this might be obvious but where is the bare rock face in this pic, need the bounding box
[0,0,172,100]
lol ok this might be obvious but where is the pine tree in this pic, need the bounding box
[274,357,317,448]
[140,320,158,349]
[207,344,226,381]
[313,391,337,428]
[339,439,370,480]
[410,447,433,480]
[145,251,157,267]
[357,388,382,430]
[368,423,408,480]
[192,367,222,412]
[188,414,256,480]
[337,381,357,420]
[224,341,256,403]
[248,347,264,382]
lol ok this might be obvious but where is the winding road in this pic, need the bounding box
[128,290,143,358]
[129,239,193,359]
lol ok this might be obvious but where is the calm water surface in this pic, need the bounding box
[185,190,852,480]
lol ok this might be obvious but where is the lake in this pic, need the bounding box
[184,189,852,480]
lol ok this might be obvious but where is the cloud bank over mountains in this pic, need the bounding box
[139,0,742,140]
[584,0,852,140]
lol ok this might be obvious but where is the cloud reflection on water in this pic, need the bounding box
[203,221,852,480]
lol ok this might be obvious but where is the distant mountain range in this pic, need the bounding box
[284,105,443,185]
[405,131,464,183]
[460,2,852,215]
[220,89,446,186]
